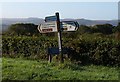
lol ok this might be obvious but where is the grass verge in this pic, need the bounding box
[2,57,119,80]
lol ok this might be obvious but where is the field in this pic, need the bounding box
[2,57,119,80]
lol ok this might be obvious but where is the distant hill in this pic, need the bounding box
[1,18,118,32]
[62,18,118,26]
[1,18,44,33]
[2,18,44,25]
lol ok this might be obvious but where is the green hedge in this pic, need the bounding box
[2,36,120,66]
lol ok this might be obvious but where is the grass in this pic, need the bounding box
[2,57,119,80]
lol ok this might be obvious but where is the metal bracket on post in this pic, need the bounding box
[48,54,52,63]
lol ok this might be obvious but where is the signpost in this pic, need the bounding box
[56,12,63,63]
[37,12,79,63]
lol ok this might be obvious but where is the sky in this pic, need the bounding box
[1,2,118,20]
[0,0,119,2]
[118,2,120,21]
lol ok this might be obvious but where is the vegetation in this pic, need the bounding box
[5,23,39,36]
[2,57,119,80]
[4,23,117,37]
[2,34,120,66]
[2,23,120,80]
[114,22,120,40]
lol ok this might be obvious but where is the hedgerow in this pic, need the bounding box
[2,35,120,66]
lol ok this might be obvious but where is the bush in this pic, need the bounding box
[2,35,120,66]
[92,24,113,34]
[5,23,39,36]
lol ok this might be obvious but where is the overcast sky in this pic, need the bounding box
[1,2,118,20]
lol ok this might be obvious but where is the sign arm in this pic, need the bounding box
[37,24,41,33]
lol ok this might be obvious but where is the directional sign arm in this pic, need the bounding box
[74,21,79,31]
[37,24,41,33]
[61,21,79,31]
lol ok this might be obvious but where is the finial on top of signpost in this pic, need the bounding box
[55,12,59,16]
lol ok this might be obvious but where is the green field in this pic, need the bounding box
[2,57,119,80]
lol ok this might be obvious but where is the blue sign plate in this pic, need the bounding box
[45,16,57,22]
[47,47,59,55]
[47,47,70,55]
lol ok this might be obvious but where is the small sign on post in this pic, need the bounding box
[45,16,57,22]
[47,47,70,55]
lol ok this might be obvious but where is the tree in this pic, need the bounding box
[115,22,120,40]
[92,24,113,34]
[6,23,39,36]
[116,22,120,32]
[77,25,92,34]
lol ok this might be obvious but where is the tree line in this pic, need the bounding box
[3,23,120,40]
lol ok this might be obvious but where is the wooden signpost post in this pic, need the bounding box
[56,12,63,63]
[37,12,79,63]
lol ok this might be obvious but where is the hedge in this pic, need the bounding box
[2,36,120,66]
